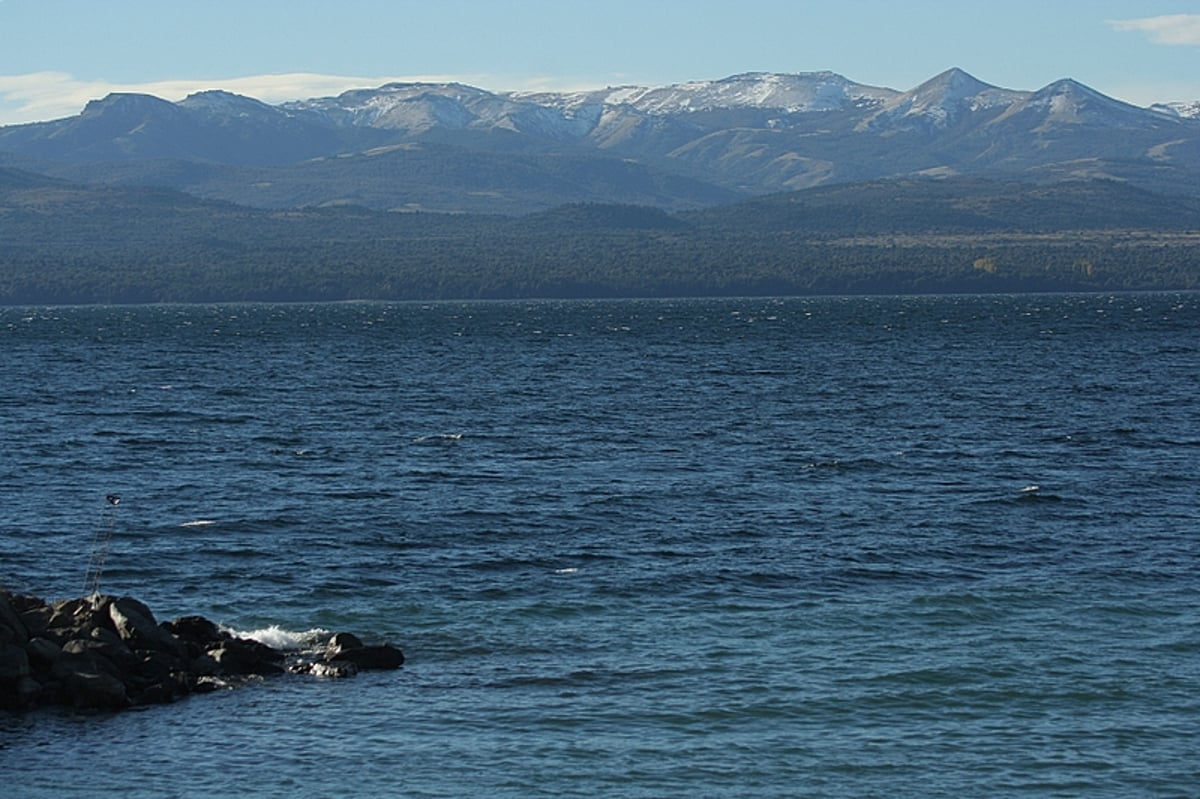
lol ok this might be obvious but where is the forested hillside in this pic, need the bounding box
[2,168,1197,304]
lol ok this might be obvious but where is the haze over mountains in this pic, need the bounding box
[2,68,1200,215]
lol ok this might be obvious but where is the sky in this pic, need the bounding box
[1,0,1199,125]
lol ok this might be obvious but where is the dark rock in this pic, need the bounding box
[0,642,32,680]
[0,592,30,643]
[60,669,129,710]
[25,636,62,667]
[164,615,223,646]
[326,632,365,655]
[8,593,52,637]
[43,597,109,645]
[110,596,182,656]
[208,639,285,676]
[9,675,43,710]
[18,604,52,638]
[126,651,195,704]
[47,597,97,629]
[189,652,219,676]
[49,647,130,709]
[61,628,139,671]
[327,642,405,670]
[55,646,123,682]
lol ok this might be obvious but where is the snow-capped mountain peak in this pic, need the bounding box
[284,82,503,129]
[566,72,900,115]
[1012,78,1169,129]
[179,90,289,119]
[863,67,1027,130]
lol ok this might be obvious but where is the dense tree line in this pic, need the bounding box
[2,174,1199,304]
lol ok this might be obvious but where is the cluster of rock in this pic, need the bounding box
[0,590,403,712]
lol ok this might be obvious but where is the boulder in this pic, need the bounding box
[126,651,196,705]
[49,648,130,709]
[208,639,285,676]
[164,615,223,647]
[9,675,43,710]
[0,642,32,680]
[0,592,30,643]
[55,646,123,682]
[9,593,52,638]
[43,597,107,645]
[325,632,365,655]
[60,669,129,710]
[25,636,62,667]
[110,597,183,656]
[325,635,405,670]
[62,629,139,671]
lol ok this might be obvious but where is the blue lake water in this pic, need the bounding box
[1,294,1198,797]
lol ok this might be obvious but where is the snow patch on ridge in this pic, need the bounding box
[1152,100,1200,120]
[547,72,901,116]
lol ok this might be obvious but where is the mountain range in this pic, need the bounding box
[2,68,1200,215]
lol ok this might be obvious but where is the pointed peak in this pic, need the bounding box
[1012,77,1172,128]
[1036,78,1089,94]
[864,69,1025,131]
[914,68,996,94]
[1029,78,1141,109]
[1030,78,1124,105]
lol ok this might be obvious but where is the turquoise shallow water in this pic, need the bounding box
[2,295,1198,797]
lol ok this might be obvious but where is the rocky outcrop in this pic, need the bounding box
[323,631,406,671]
[0,590,404,712]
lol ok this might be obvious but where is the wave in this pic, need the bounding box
[413,433,464,443]
[970,484,1072,506]
[225,624,331,651]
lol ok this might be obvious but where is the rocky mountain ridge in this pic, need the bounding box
[1,68,1198,214]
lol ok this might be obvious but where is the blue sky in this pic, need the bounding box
[1,0,1198,125]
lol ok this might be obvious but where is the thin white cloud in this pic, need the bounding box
[1108,14,1200,46]
[0,71,530,126]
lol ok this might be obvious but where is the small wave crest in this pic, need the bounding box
[180,519,217,527]
[414,433,464,443]
[226,624,331,651]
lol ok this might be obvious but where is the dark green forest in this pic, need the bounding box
[3,169,1199,304]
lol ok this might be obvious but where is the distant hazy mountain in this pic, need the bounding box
[2,69,1199,214]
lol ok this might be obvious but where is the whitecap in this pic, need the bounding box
[414,433,464,442]
[227,624,331,651]
[180,519,216,527]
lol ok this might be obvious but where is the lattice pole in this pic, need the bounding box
[83,494,121,600]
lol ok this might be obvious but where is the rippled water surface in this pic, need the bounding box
[2,295,1198,797]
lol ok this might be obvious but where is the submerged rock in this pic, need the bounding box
[0,590,404,712]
